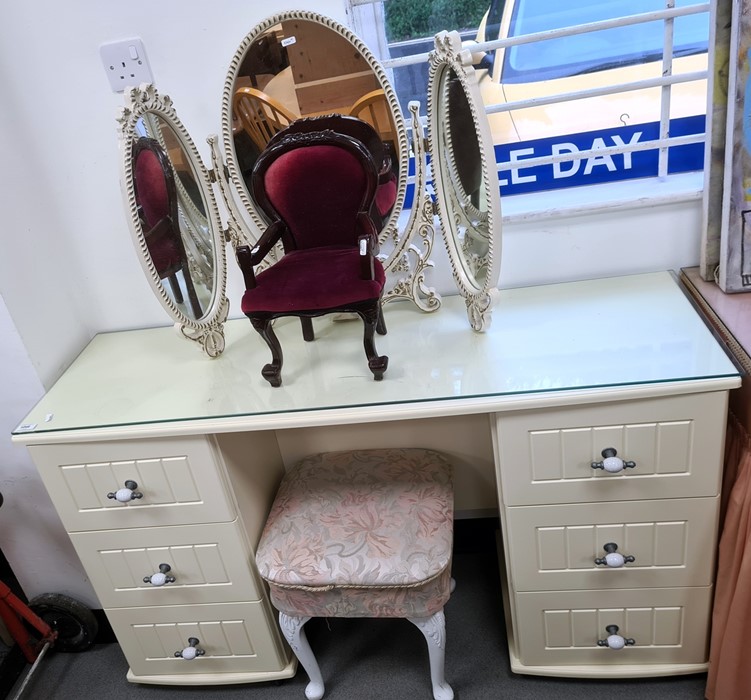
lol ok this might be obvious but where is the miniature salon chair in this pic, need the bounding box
[236,129,388,387]
[255,448,455,700]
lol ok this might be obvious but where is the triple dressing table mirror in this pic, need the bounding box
[117,11,451,363]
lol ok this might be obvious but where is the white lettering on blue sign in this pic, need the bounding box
[499,132,644,186]
[494,115,704,196]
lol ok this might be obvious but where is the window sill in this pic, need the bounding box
[500,171,704,224]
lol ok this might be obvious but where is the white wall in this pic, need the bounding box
[0,0,349,390]
[0,0,706,605]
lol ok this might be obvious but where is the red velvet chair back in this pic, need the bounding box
[266,115,397,225]
[266,115,387,176]
[251,131,379,252]
[133,141,172,229]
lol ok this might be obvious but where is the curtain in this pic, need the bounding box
[706,411,751,700]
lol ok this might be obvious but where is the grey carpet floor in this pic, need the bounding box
[10,547,707,700]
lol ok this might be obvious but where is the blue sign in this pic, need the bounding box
[404,114,704,207]
[494,115,706,196]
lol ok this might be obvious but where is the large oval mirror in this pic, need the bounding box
[118,84,229,356]
[427,31,502,331]
[221,11,409,250]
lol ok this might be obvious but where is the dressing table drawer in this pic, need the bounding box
[29,437,236,531]
[70,520,263,608]
[494,392,726,507]
[107,600,293,682]
[512,586,712,669]
[505,497,718,592]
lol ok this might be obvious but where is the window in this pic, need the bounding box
[348,0,711,199]
[501,0,707,83]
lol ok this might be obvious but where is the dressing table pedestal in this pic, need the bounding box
[12,271,739,684]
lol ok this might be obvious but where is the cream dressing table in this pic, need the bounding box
[12,271,740,684]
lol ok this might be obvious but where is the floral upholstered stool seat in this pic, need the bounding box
[255,448,455,700]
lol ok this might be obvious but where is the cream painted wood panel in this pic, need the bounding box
[494,393,726,506]
[107,600,292,681]
[505,497,718,591]
[29,437,235,531]
[513,586,712,668]
[70,520,262,607]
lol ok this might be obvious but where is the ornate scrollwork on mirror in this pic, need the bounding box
[117,84,229,357]
[427,31,502,331]
[220,10,440,312]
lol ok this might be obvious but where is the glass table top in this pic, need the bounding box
[13,272,740,436]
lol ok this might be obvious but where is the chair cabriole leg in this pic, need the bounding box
[359,305,388,380]
[250,317,283,387]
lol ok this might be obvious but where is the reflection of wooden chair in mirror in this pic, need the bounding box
[266,114,397,229]
[348,90,399,224]
[348,89,396,151]
[132,137,203,319]
[235,130,388,387]
[232,87,298,153]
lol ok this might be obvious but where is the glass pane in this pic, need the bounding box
[504,0,708,83]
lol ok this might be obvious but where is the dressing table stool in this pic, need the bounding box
[255,448,455,700]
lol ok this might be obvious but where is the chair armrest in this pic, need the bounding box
[235,221,287,290]
[249,220,286,263]
[143,216,175,244]
[358,235,376,281]
[357,212,379,280]
[377,157,392,184]
[235,246,257,289]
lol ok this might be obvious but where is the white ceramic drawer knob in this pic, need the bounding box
[106,480,143,502]
[591,448,636,473]
[143,563,176,586]
[594,542,635,568]
[597,625,635,650]
[175,637,205,660]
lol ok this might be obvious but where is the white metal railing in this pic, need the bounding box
[379,1,711,181]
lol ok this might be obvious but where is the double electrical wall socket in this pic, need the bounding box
[100,38,153,93]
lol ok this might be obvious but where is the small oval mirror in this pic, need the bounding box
[118,85,229,356]
[428,31,502,331]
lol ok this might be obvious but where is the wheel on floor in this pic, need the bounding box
[28,593,98,652]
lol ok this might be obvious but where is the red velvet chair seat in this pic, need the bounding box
[242,247,385,314]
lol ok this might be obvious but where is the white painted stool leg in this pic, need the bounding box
[408,610,453,700]
[278,612,325,700]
